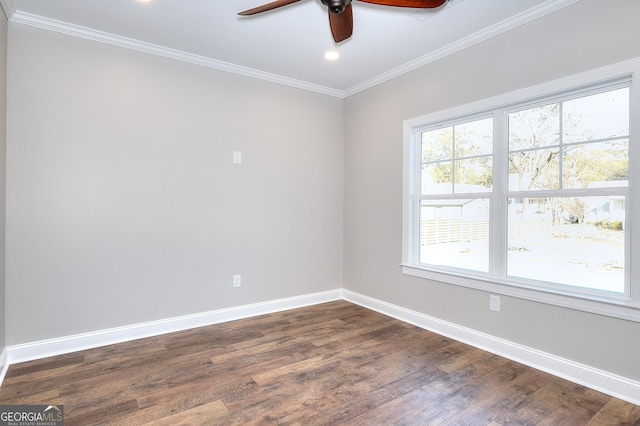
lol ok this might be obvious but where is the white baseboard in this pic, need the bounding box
[0,348,8,385]
[6,289,343,366]
[3,287,639,407]
[342,289,640,406]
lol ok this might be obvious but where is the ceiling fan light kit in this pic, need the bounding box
[238,0,447,43]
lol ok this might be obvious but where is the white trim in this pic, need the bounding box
[0,0,15,20]
[342,289,640,406]
[343,0,581,97]
[402,265,640,322]
[2,288,639,406]
[0,348,8,385]
[6,0,580,98]
[5,289,343,366]
[8,12,344,99]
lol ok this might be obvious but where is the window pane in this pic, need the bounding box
[422,127,452,162]
[508,149,559,191]
[562,140,629,189]
[507,196,624,294]
[508,104,559,150]
[422,161,453,194]
[454,156,493,192]
[455,118,493,157]
[420,199,489,272]
[563,88,630,143]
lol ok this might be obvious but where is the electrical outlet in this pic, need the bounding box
[233,151,242,164]
[233,274,242,288]
[489,295,500,312]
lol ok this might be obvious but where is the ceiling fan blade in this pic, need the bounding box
[238,0,302,16]
[357,0,446,8]
[328,4,353,43]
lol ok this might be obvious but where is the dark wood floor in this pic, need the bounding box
[1,301,639,425]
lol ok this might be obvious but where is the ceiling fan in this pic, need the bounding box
[238,0,447,43]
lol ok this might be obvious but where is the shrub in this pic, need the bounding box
[592,219,623,230]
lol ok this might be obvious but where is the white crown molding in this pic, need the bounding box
[342,289,640,406]
[0,0,15,20]
[8,11,344,99]
[343,0,583,97]
[8,0,581,99]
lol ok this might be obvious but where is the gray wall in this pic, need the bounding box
[5,24,343,344]
[0,7,7,355]
[343,0,640,381]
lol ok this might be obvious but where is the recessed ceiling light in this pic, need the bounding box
[324,51,339,61]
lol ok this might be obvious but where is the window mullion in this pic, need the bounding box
[558,102,564,189]
[411,128,422,266]
[628,73,640,302]
[489,111,507,278]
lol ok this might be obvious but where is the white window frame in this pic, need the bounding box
[402,57,640,322]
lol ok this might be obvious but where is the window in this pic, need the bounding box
[419,117,493,273]
[402,59,640,321]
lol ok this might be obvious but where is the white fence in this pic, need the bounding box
[421,218,551,245]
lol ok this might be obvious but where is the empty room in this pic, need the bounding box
[0,0,639,424]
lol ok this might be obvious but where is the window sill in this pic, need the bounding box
[401,264,640,322]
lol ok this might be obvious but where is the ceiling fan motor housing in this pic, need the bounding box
[321,0,352,14]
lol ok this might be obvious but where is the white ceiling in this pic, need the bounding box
[2,0,579,97]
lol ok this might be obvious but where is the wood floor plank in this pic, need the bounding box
[64,398,140,426]
[438,367,554,425]
[139,399,228,426]
[4,352,85,378]
[589,398,640,424]
[437,345,493,374]
[0,386,60,406]
[229,318,346,351]
[536,402,595,426]
[309,367,448,425]
[348,382,444,426]
[0,300,638,425]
